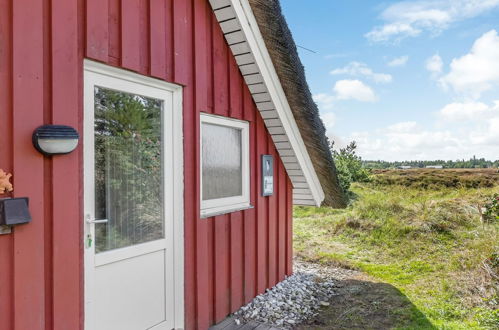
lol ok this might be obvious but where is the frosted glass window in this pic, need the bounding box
[202,123,242,200]
[200,114,250,217]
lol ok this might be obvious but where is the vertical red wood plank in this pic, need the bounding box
[121,0,141,72]
[286,177,293,275]
[212,19,229,116]
[242,88,256,303]
[150,0,166,79]
[207,218,215,324]
[164,0,174,81]
[256,116,268,294]
[243,88,256,207]
[194,0,209,118]
[0,0,13,327]
[108,0,121,61]
[0,0,13,174]
[138,0,149,74]
[229,56,242,119]
[214,214,230,323]
[52,1,81,329]
[0,239,13,330]
[278,160,287,282]
[193,0,210,327]
[230,211,244,312]
[267,142,277,288]
[196,214,211,330]
[173,0,197,328]
[86,0,108,61]
[51,1,81,329]
[196,217,210,330]
[274,148,281,283]
[12,0,45,328]
[78,4,85,328]
[206,9,214,112]
[43,0,52,321]
[242,207,255,304]
[173,0,189,85]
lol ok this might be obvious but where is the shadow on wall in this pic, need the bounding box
[297,279,436,330]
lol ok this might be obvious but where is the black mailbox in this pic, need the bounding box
[0,198,31,226]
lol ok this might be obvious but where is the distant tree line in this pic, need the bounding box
[362,156,499,169]
[330,140,498,199]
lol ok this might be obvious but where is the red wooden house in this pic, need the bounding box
[0,0,345,329]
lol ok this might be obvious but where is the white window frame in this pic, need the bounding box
[200,113,250,218]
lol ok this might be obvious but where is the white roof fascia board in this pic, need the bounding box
[229,0,325,206]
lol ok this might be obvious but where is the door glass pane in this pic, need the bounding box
[202,123,242,200]
[94,87,164,253]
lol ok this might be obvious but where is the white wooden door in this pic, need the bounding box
[83,61,184,330]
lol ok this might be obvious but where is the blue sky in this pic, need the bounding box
[280,0,499,161]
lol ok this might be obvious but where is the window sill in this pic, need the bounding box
[200,204,254,219]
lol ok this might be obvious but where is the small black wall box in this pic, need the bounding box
[0,198,32,226]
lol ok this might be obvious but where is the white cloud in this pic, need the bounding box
[313,93,335,110]
[438,101,499,121]
[383,130,459,151]
[387,56,409,67]
[387,121,419,132]
[344,127,468,161]
[337,101,499,161]
[333,80,378,102]
[440,30,499,99]
[366,23,421,43]
[366,0,499,43]
[330,62,392,83]
[343,131,439,161]
[426,54,443,76]
[470,118,499,145]
[313,79,379,110]
[320,112,336,134]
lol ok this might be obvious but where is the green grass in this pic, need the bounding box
[294,181,499,329]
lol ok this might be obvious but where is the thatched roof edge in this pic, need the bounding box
[248,0,347,208]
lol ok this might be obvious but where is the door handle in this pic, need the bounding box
[85,215,109,224]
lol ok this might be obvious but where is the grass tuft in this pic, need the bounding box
[294,169,499,329]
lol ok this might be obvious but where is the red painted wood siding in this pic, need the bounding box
[0,1,293,329]
[0,0,83,329]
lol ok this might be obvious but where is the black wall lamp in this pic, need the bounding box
[32,125,79,156]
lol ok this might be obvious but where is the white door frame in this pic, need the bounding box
[83,59,184,329]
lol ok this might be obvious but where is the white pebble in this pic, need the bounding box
[231,260,338,329]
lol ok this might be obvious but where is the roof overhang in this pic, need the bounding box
[209,0,325,206]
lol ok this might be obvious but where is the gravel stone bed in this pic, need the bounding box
[233,260,341,329]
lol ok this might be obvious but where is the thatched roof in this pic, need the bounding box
[248,0,347,208]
